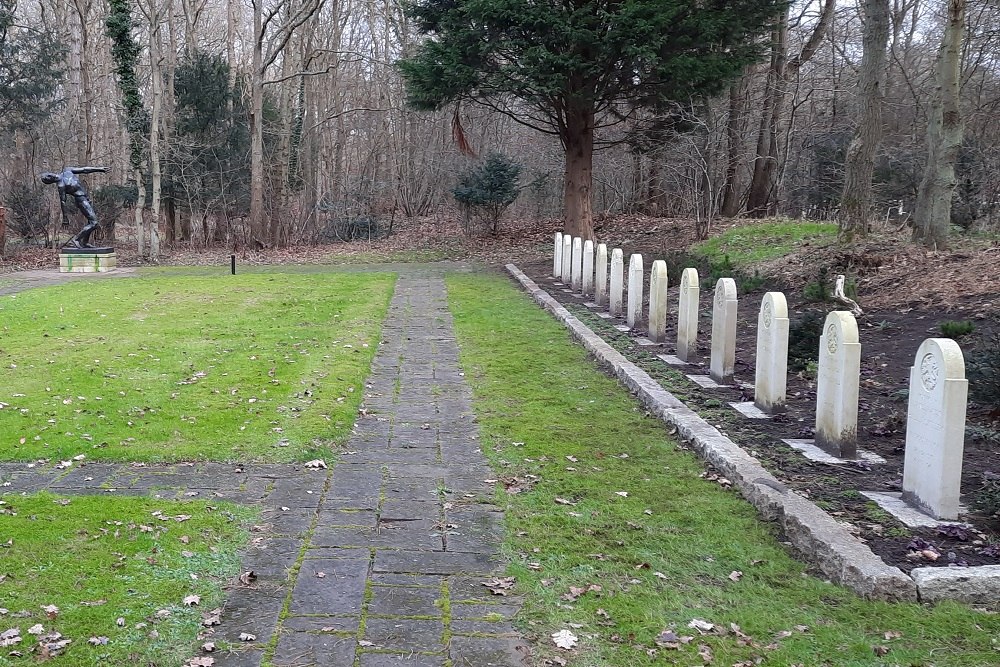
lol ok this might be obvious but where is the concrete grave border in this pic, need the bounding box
[507,263,1000,605]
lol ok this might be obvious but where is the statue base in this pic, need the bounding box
[59,247,116,273]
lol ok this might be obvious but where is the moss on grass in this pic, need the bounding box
[692,220,837,268]
[0,271,394,462]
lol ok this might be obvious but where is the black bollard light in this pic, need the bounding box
[231,254,236,275]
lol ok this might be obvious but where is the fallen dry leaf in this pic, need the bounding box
[481,576,516,595]
[697,643,713,663]
[238,632,256,642]
[728,570,743,582]
[88,636,109,645]
[551,629,578,650]
[184,594,201,606]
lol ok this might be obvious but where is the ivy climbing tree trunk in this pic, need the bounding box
[838,0,890,241]
[913,0,965,249]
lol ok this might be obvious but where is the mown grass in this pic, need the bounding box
[446,272,1000,667]
[692,220,837,267]
[0,272,393,462]
[0,493,254,666]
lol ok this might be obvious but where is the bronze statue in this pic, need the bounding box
[40,166,109,249]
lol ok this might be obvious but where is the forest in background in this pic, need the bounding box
[1,0,999,259]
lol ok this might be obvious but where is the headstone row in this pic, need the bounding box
[551,233,969,521]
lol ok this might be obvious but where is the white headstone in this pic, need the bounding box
[647,260,668,343]
[902,338,968,520]
[609,249,624,317]
[627,254,644,329]
[815,311,861,458]
[677,268,699,361]
[571,237,583,290]
[754,292,789,413]
[561,235,572,283]
[553,232,563,278]
[709,278,737,384]
[582,240,595,295]
[595,244,609,306]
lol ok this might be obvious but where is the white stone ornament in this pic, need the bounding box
[627,254,644,329]
[571,237,583,291]
[647,260,668,343]
[902,338,968,520]
[595,244,609,306]
[709,278,737,384]
[677,268,699,361]
[754,292,789,413]
[609,249,624,317]
[561,235,572,283]
[815,311,861,458]
[553,232,563,278]
[582,240,595,295]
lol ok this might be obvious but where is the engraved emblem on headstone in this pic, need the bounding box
[762,300,773,329]
[919,353,939,391]
[715,281,725,306]
[826,323,839,354]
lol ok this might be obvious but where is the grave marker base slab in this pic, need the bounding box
[584,302,598,308]
[687,375,724,389]
[597,313,613,319]
[729,402,771,419]
[782,439,886,465]
[860,492,968,528]
[635,337,660,347]
[613,324,630,332]
[656,354,686,366]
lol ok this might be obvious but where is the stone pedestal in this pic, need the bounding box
[59,247,117,273]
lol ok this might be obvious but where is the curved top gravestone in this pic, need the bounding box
[815,310,861,458]
[902,337,968,520]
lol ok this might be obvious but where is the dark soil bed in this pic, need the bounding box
[517,258,1000,575]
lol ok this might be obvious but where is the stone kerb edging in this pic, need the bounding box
[506,263,918,602]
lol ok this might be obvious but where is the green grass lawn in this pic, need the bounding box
[446,272,1000,667]
[0,493,254,666]
[692,220,837,267]
[0,272,394,462]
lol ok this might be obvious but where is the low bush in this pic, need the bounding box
[788,311,825,372]
[971,473,1000,518]
[967,334,1000,409]
[939,320,976,339]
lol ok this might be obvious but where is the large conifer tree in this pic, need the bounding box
[399,0,787,238]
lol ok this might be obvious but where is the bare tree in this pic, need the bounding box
[913,0,966,248]
[838,0,890,240]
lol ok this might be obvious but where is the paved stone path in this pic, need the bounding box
[0,272,525,667]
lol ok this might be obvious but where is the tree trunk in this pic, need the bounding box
[838,0,891,241]
[745,0,835,216]
[249,0,267,248]
[562,107,595,239]
[746,16,788,217]
[135,166,146,256]
[720,76,748,217]
[913,0,965,249]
